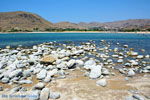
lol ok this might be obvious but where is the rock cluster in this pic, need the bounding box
[0,40,149,100]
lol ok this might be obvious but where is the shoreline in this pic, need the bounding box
[0,31,150,34]
[0,40,149,100]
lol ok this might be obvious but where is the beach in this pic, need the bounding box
[0,39,149,100]
[0,31,150,34]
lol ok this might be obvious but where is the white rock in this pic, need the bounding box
[33,45,38,50]
[23,69,32,77]
[130,51,138,56]
[133,94,145,100]
[67,59,76,68]
[28,90,40,100]
[9,69,22,78]
[34,82,45,90]
[137,55,144,59]
[75,60,84,67]
[33,68,41,74]
[117,59,124,63]
[89,65,102,79]
[40,88,50,100]
[49,91,60,99]
[47,69,58,77]
[124,96,134,100]
[44,69,57,82]
[130,60,138,66]
[0,62,5,69]
[112,55,119,58]
[107,59,113,63]
[125,63,131,67]
[18,80,32,84]
[56,62,67,69]
[73,50,84,55]
[123,45,128,48]
[37,69,47,80]
[84,59,96,69]
[10,50,19,54]
[144,66,150,70]
[102,68,110,75]
[145,55,150,58]
[1,77,9,83]
[128,69,135,76]
[96,79,107,87]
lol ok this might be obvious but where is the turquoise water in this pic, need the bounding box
[0,33,150,54]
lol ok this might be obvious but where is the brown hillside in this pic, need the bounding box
[0,11,54,31]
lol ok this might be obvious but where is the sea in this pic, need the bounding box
[0,33,150,54]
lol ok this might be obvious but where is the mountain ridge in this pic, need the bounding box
[0,11,150,32]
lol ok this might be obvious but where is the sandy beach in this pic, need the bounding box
[0,31,150,34]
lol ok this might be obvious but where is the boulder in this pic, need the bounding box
[89,65,102,79]
[84,59,96,69]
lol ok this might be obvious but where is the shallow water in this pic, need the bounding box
[0,33,150,54]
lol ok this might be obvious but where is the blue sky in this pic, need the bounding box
[0,0,150,23]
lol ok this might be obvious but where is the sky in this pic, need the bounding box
[0,0,150,23]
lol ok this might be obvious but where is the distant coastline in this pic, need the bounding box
[0,31,150,34]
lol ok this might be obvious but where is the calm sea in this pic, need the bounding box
[0,33,150,54]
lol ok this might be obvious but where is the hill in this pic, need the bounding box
[0,11,54,32]
[0,11,150,32]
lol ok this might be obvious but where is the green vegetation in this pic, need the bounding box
[0,27,150,32]
[33,27,39,32]
[8,27,22,32]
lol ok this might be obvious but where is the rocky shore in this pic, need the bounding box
[0,40,149,100]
